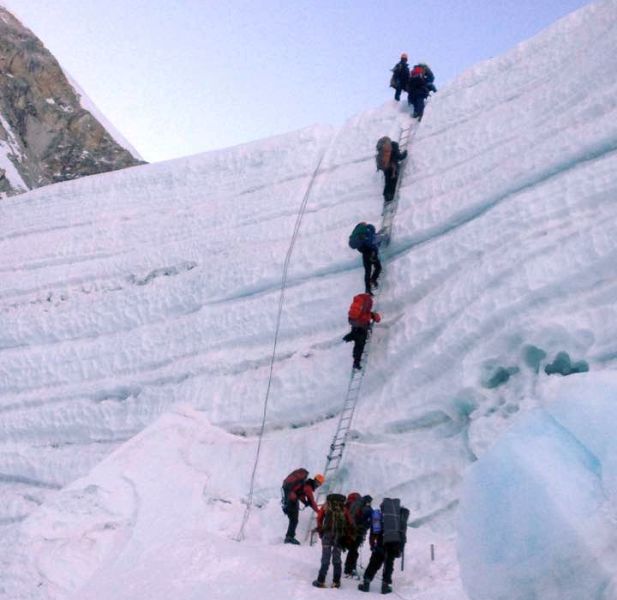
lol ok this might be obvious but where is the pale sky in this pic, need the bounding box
[4,0,593,162]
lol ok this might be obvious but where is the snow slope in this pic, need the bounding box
[2,0,617,598]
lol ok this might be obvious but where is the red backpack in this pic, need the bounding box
[282,468,308,498]
[348,293,373,327]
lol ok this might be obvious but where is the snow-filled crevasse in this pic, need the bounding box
[2,1,617,598]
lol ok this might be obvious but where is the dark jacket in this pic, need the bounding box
[385,141,408,179]
[391,60,410,88]
[390,141,407,164]
[408,64,437,97]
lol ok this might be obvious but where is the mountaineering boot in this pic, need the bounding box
[381,582,393,594]
[342,332,354,343]
[353,360,362,370]
[358,579,370,592]
[284,536,300,545]
[331,580,341,588]
[370,277,379,291]
[312,580,326,588]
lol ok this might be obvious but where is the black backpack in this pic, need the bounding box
[381,497,409,554]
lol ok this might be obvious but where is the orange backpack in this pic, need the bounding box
[348,293,373,327]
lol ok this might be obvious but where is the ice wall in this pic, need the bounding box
[458,372,617,599]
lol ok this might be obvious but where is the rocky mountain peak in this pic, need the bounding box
[0,6,143,197]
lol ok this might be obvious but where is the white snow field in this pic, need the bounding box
[1,0,617,598]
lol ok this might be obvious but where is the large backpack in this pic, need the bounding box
[348,222,376,251]
[322,493,352,539]
[376,136,393,171]
[381,497,409,555]
[281,468,308,512]
[348,293,373,327]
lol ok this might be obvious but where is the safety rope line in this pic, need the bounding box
[308,121,421,544]
[235,144,329,542]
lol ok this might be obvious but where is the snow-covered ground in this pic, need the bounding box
[1,0,617,598]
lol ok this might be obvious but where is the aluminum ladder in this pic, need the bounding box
[307,124,415,543]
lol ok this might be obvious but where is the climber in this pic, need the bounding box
[312,493,355,588]
[407,63,437,120]
[343,493,373,578]
[358,498,410,595]
[390,53,410,102]
[376,136,408,203]
[343,293,381,370]
[348,222,382,295]
[281,468,324,545]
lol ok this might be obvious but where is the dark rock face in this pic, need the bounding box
[0,7,143,196]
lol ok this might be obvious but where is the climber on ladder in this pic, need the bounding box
[343,293,381,370]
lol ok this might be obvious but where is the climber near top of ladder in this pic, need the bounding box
[407,63,437,121]
[376,136,407,203]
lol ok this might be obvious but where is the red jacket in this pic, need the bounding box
[289,481,319,512]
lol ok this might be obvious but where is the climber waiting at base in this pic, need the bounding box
[343,493,373,578]
[376,136,407,203]
[348,222,382,295]
[312,493,355,588]
[407,63,437,121]
[281,468,324,545]
[343,293,381,370]
[358,498,409,595]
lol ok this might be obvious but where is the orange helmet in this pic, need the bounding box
[314,474,325,486]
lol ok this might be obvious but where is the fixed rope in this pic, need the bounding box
[308,122,419,543]
[236,145,329,542]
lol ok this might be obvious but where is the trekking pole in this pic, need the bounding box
[401,548,405,571]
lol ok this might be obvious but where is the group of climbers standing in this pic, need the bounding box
[282,468,409,594]
[391,53,437,120]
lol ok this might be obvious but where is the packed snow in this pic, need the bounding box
[1,0,617,598]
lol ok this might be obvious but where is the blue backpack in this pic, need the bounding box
[349,223,377,251]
